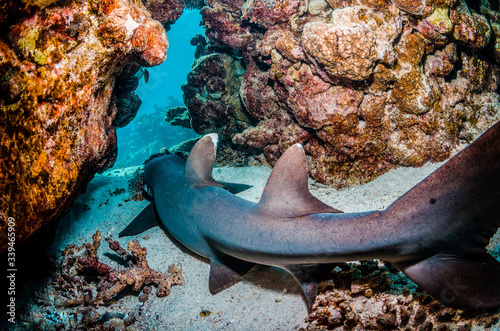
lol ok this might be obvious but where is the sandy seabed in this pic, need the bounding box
[18,161,500,330]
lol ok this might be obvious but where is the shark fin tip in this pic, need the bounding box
[185,134,219,188]
[283,264,322,313]
[206,133,218,147]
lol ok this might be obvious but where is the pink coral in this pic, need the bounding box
[451,9,491,49]
[391,0,427,15]
[285,64,365,129]
[307,260,500,330]
[202,0,256,50]
[242,0,303,29]
[142,0,185,25]
[301,6,398,81]
[174,0,500,187]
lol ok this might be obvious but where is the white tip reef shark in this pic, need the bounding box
[120,121,500,312]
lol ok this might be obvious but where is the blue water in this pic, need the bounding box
[114,10,204,168]
[136,10,204,113]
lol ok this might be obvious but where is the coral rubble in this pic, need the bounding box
[0,0,184,252]
[306,260,500,330]
[20,231,184,329]
[174,0,500,187]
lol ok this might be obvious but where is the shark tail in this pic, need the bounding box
[395,251,500,309]
[389,121,500,309]
[264,122,500,311]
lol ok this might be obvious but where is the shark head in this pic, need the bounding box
[143,153,185,192]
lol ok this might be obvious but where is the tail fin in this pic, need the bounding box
[386,121,500,255]
[395,252,500,309]
[390,121,500,309]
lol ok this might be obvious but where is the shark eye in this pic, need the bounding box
[143,184,153,197]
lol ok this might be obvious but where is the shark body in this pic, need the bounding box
[121,121,500,311]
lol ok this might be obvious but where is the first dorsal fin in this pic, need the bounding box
[185,134,222,189]
[185,134,253,193]
[257,144,342,218]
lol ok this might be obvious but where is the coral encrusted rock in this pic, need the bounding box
[175,0,500,187]
[181,50,253,136]
[0,0,184,252]
[306,260,500,330]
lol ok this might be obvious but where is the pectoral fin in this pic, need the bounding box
[119,203,159,237]
[209,255,255,294]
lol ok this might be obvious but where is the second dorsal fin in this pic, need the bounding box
[256,144,342,218]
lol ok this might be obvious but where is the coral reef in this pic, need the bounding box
[143,0,185,27]
[185,0,206,10]
[165,105,192,128]
[18,231,184,329]
[181,51,252,134]
[112,63,144,128]
[177,0,500,187]
[0,0,184,252]
[306,260,500,330]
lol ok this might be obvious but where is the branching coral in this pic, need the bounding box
[43,231,184,308]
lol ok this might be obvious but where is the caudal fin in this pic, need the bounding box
[387,122,500,309]
[395,252,500,309]
[386,121,500,261]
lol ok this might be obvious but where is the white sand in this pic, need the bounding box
[51,161,481,330]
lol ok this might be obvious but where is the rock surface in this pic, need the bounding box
[0,0,183,252]
[176,0,500,187]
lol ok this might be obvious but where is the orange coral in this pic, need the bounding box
[0,0,170,252]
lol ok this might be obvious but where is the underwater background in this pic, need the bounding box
[113,10,202,169]
[1,0,500,329]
